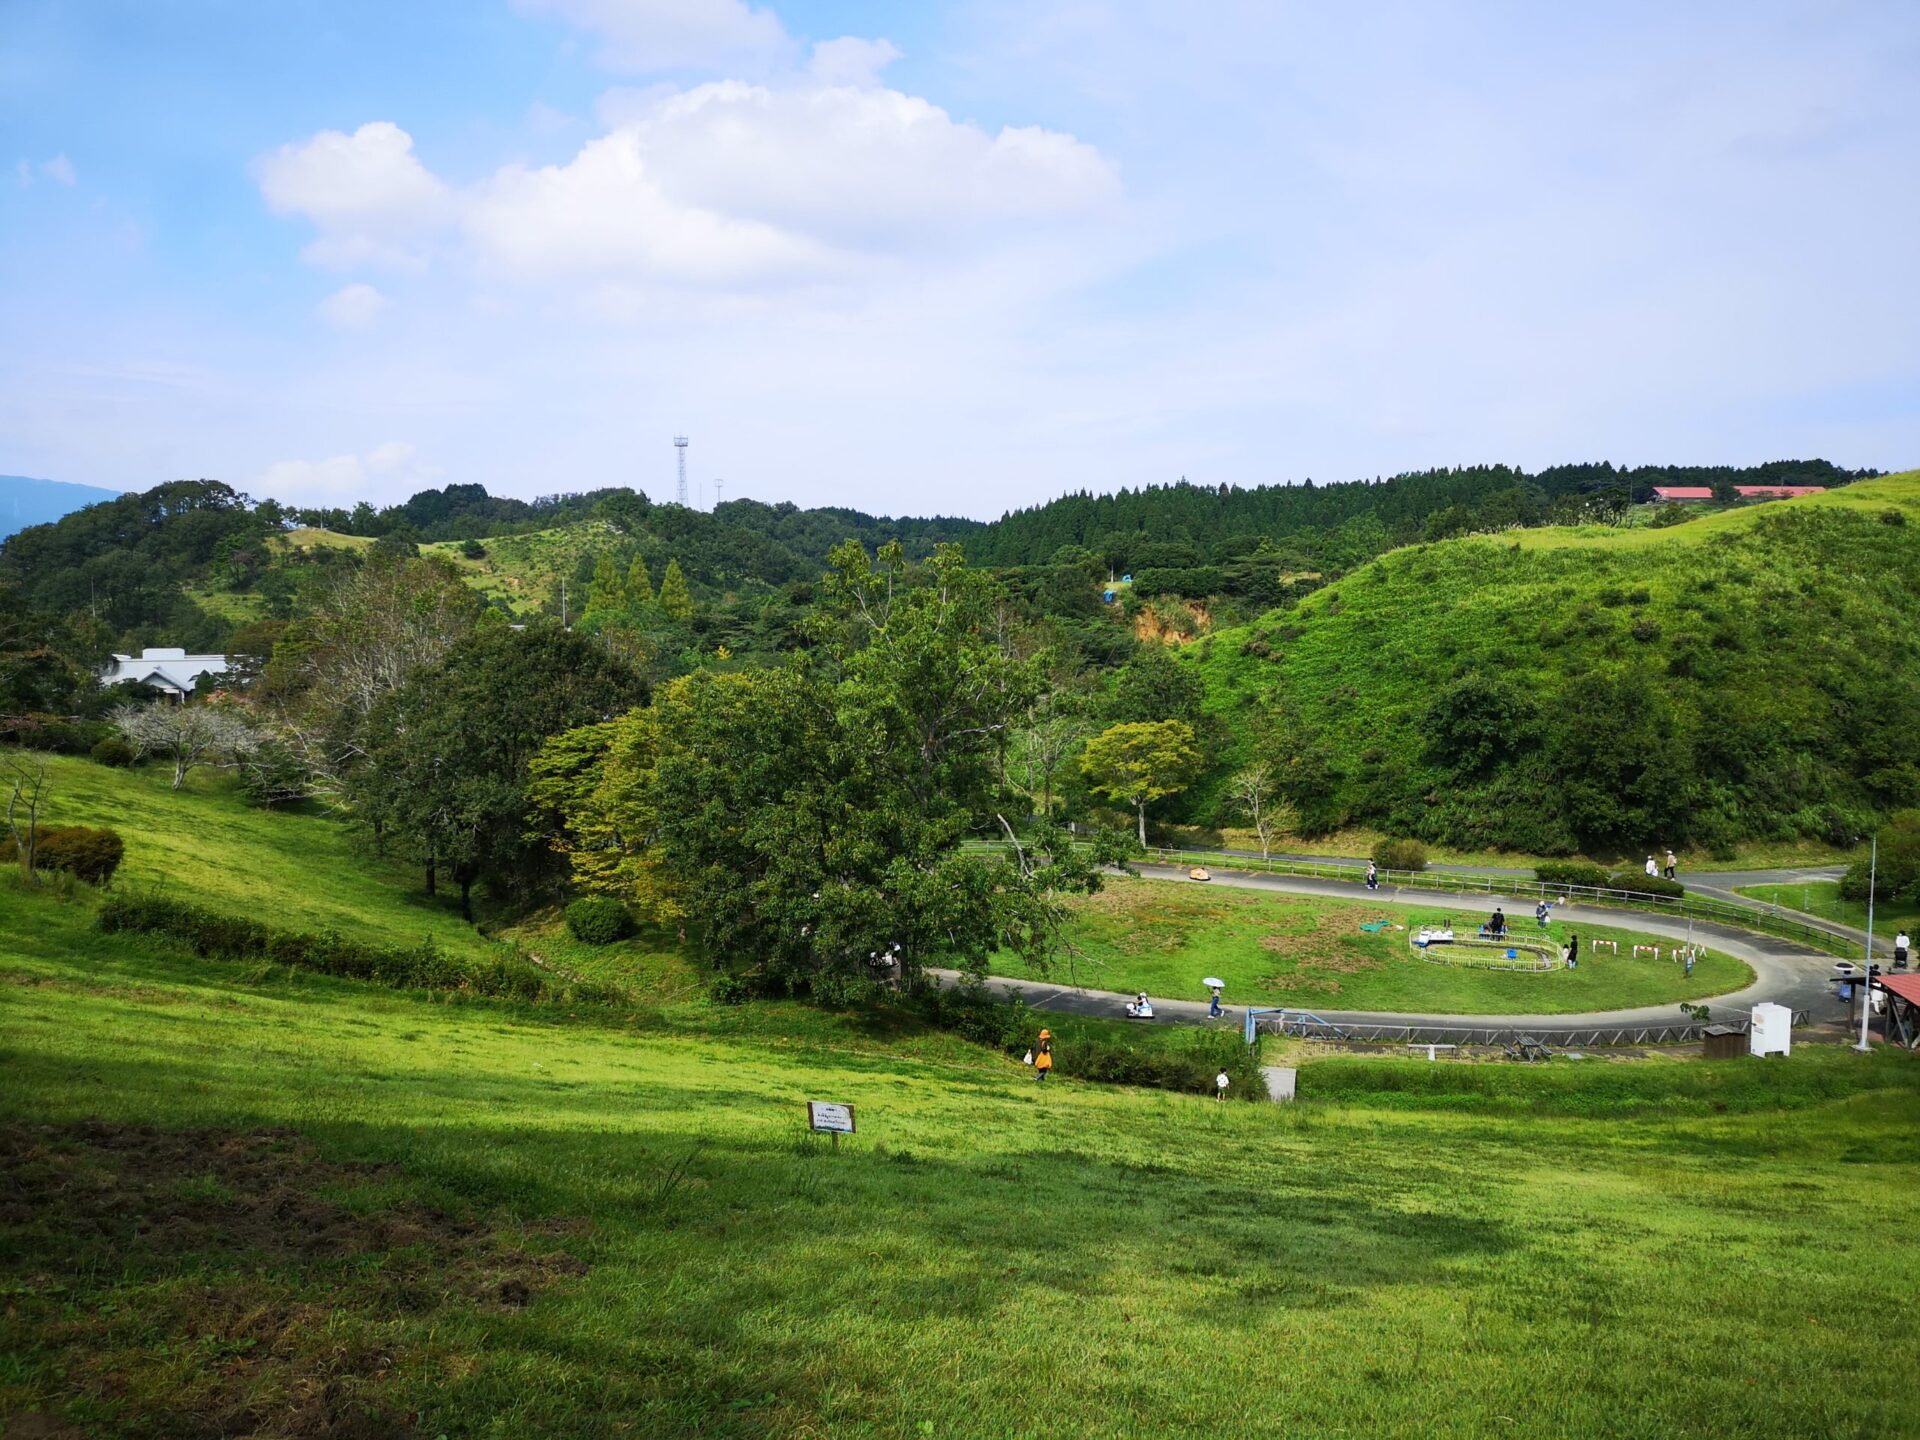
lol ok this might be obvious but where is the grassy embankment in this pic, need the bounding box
[1737,880,1920,938]
[1188,472,1920,853]
[1002,876,1749,1014]
[6,871,1920,1437]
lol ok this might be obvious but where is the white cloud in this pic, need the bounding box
[317,282,389,330]
[260,72,1115,290]
[809,36,901,88]
[514,0,790,73]
[40,153,76,186]
[467,129,834,284]
[254,122,450,269]
[260,440,439,500]
[619,79,1118,242]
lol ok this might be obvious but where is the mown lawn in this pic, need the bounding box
[3,880,1918,1438]
[997,876,1750,1014]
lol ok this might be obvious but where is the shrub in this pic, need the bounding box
[1,714,113,755]
[1608,871,1685,898]
[0,824,125,886]
[461,538,487,558]
[95,892,617,1006]
[89,736,136,768]
[565,895,635,945]
[1535,860,1611,889]
[1370,837,1427,872]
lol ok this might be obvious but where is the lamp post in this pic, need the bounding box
[1855,835,1877,1053]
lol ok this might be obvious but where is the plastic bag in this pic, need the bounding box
[1023,1049,1034,1065]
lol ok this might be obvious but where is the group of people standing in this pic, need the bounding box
[1646,849,1679,881]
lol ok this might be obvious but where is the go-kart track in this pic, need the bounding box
[935,861,1848,1043]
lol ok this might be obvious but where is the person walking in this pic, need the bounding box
[1208,986,1223,1019]
[1033,1030,1053,1084]
[1684,948,1695,977]
[1895,930,1910,970]
[1534,899,1551,929]
[1366,859,1379,891]
[1664,848,1678,881]
[1565,932,1579,970]
[1215,1069,1230,1101]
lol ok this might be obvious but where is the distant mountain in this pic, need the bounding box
[0,475,123,540]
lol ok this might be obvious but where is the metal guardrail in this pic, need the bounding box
[1256,1008,1814,1048]
[1136,847,1856,958]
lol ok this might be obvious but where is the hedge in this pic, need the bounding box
[96,892,627,1007]
[1535,860,1612,889]
[1608,871,1685,899]
[1371,837,1428,872]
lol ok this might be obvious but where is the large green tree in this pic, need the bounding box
[557,543,1126,998]
[1079,719,1203,846]
[360,624,644,916]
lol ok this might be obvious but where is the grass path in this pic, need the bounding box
[3,881,1919,1438]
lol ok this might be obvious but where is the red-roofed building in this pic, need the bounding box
[1649,484,1827,503]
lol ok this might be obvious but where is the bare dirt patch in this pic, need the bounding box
[0,1121,588,1439]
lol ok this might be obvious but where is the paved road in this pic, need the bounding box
[935,862,1850,1032]
[1155,845,1881,955]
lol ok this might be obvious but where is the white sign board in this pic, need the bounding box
[807,1101,856,1134]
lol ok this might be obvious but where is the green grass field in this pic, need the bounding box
[999,877,1749,1014]
[5,751,1920,1435]
[5,872,1920,1438]
[1736,880,1920,938]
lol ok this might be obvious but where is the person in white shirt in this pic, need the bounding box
[1896,931,1911,970]
[1645,855,1658,878]
[1215,1070,1230,1101]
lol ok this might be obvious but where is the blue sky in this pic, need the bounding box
[2,0,1916,519]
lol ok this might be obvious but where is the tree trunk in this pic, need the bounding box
[459,876,473,921]
[424,855,437,896]
[172,754,188,790]
[1136,800,1147,848]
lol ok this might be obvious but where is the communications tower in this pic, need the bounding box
[674,435,689,506]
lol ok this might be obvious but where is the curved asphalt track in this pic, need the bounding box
[936,862,1851,1033]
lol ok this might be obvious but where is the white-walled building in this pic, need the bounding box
[100,647,229,701]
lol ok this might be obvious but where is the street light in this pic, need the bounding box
[1855,834,1877,1053]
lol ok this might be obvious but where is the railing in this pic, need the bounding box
[1255,1008,1813,1048]
[1137,847,1856,958]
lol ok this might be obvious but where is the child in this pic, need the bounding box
[1366,860,1379,891]
[1215,1070,1230,1101]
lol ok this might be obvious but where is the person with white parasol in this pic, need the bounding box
[1204,978,1225,1018]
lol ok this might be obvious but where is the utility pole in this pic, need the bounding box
[560,578,569,631]
[1856,834,1877,1052]
[675,436,689,506]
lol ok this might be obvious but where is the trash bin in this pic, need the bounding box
[1701,1024,1742,1059]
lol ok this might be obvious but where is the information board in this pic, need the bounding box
[807,1101,856,1134]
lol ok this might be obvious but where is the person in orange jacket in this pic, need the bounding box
[1033,1029,1053,1083]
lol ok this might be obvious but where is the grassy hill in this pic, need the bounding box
[1190,472,1920,856]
